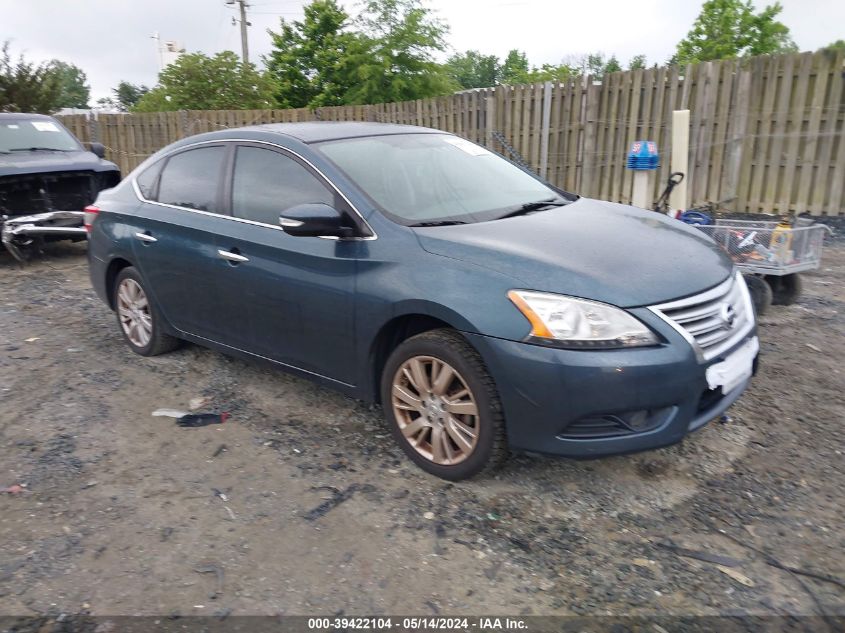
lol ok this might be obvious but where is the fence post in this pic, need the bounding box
[87,112,100,144]
[179,110,189,138]
[724,68,751,209]
[539,81,553,179]
[485,91,495,149]
[669,109,690,212]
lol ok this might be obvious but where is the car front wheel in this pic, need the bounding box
[381,329,507,480]
[113,266,180,356]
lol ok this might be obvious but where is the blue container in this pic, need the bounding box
[626,140,659,170]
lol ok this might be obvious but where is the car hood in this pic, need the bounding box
[414,198,733,308]
[0,150,118,177]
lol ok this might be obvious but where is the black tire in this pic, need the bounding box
[380,328,508,481]
[743,274,773,316]
[766,273,802,306]
[113,266,180,357]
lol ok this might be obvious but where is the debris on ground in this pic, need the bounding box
[303,483,376,521]
[152,408,190,418]
[716,565,756,587]
[212,444,228,458]
[193,562,225,599]
[151,408,230,427]
[177,412,230,427]
[1,484,25,495]
[212,488,228,502]
[190,396,212,411]
[655,540,743,567]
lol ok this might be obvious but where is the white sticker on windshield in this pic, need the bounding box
[32,121,60,132]
[444,136,492,156]
[6,124,20,129]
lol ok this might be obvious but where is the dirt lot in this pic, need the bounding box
[1,242,843,618]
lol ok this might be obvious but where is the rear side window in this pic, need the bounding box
[157,147,225,213]
[231,146,334,225]
[135,159,163,199]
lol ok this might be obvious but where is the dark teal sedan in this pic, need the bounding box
[87,122,758,480]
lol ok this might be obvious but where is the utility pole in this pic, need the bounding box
[227,0,250,65]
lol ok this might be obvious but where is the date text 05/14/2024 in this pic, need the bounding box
[307,617,528,630]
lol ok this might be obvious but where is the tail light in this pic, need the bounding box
[83,204,100,233]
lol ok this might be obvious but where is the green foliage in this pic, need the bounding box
[673,0,797,64]
[113,81,149,111]
[266,0,359,108]
[603,55,622,75]
[500,49,530,84]
[133,51,276,112]
[342,0,455,104]
[628,54,648,70]
[0,41,62,113]
[445,50,500,89]
[821,39,845,52]
[48,61,90,109]
[499,50,580,84]
[96,81,149,111]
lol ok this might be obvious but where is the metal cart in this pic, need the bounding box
[694,219,831,314]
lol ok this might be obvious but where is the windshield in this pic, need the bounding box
[0,119,82,153]
[315,133,565,225]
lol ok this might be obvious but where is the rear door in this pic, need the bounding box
[213,143,359,384]
[130,144,235,341]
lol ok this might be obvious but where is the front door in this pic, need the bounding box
[214,144,359,385]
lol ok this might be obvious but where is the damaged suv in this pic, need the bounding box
[1,113,120,261]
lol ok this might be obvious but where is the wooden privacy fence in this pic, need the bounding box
[58,50,844,216]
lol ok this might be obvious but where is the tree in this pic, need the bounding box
[344,0,455,104]
[0,41,62,113]
[133,51,276,112]
[603,55,622,75]
[820,39,845,52]
[113,81,149,111]
[673,0,797,65]
[266,0,361,108]
[500,49,530,84]
[444,50,500,89]
[628,54,648,70]
[48,61,90,109]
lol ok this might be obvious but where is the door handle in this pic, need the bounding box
[134,232,157,243]
[217,249,249,263]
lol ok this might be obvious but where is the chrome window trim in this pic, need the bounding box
[648,271,755,363]
[130,138,378,241]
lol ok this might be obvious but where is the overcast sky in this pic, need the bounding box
[3,0,843,102]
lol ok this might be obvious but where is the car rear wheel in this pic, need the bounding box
[114,266,180,356]
[381,329,507,480]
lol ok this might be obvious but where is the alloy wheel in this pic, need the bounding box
[117,278,153,348]
[391,355,480,465]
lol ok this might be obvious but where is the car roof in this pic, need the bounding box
[249,121,444,143]
[0,112,57,121]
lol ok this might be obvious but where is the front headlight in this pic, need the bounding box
[508,290,659,349]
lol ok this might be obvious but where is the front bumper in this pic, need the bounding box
[465,321,758,458]
[1,211,86,260]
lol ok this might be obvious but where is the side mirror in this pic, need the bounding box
[279,203,356,238]
[89,142,106,159]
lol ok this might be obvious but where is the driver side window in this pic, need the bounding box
[232,146,334,226]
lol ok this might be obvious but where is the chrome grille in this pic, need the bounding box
[650,272,755,361]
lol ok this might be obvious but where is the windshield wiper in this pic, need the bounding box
[409,220,468,227]
[8,147,70,152]
[496,197,570,220]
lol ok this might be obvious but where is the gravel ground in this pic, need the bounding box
[0,242,843,618]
